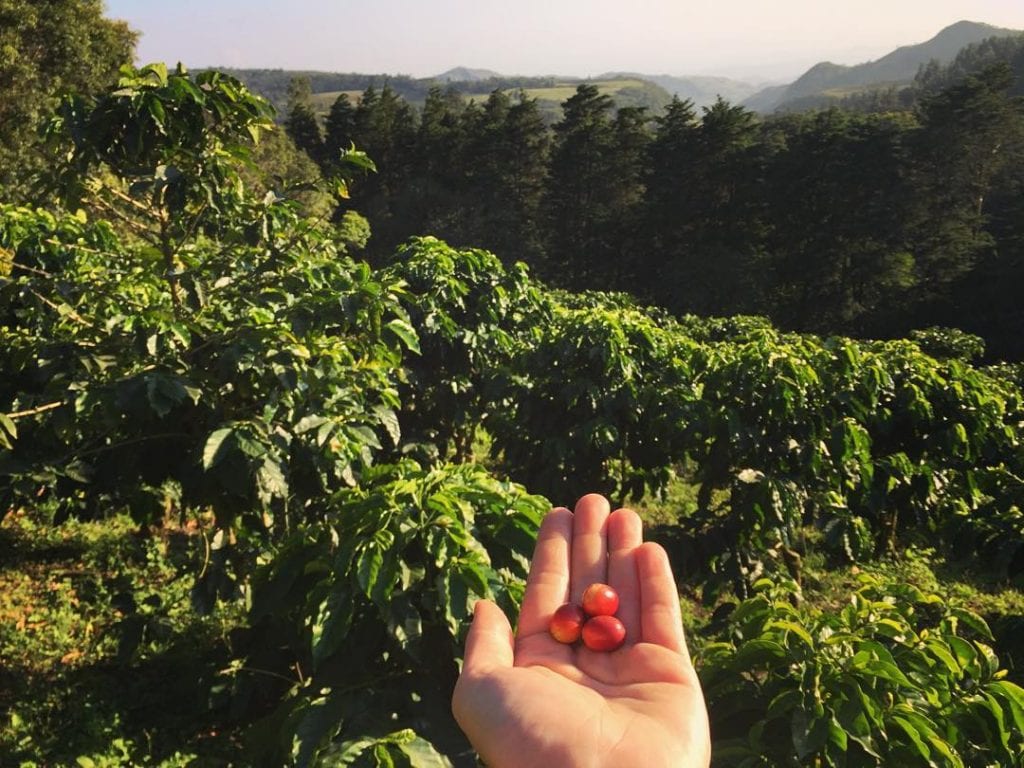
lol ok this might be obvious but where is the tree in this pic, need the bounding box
[457,89,549,267]
[641,97,765,316]
[349,84,418,257]
[47,63,276,315]
[284,76,324,166]
[542,84,617,286]
[905,64,1024,325]
[0,0,136,195]
[640,97,700,304]
[406,85,469,242]
[323,92,357,171]
[764,110,917,333]
[483,91,550,267]
[602,105,651,284]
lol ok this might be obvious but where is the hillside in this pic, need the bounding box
[212,68,430,113]
[597,72,766,110]
[434,66,503,82]
[221,67,670,120]
[744,20,1023,113]
[308,77,672,123]
[217,21,1024,120]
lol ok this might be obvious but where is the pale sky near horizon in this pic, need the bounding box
[104,0,1024,83]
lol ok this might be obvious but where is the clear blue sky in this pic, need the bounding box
[104,0,1024,82]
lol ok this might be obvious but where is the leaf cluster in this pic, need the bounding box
[702,576,1024,767]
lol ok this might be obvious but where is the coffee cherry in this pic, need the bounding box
[582,614,626,652]
[549,602,586,644]
[581,583,620,617]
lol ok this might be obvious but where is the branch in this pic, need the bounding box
[7,401,64,420]
[26,287,94,328]
[88,197,160,245]
[71,432,191,460]
[100,184,164,222]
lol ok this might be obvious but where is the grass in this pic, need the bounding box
[0,507,247,767]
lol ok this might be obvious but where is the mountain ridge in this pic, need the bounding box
[215,20,1024,118]
[743,20,1023,113]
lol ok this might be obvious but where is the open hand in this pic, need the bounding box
[452,493,711,767]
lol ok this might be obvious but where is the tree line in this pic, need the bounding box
[286,61,1024,361]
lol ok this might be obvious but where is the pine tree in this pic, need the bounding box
[284,77,324,167]
[349,84,418,255]
[542,84,617,286]
[323,92,357,171]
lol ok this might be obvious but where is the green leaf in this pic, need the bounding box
[397,736,453,768]
[853,659,915,689]
[766,619,815,650]
[292,694,348,768]
[356,536,395,602]
[923,734,963,768]
[295,415,331,434]
[312,587,354,669]
[733,639,789,668]
[386,319,421,354]
[257,456,289,501]
[373,743,396,768]
[0,413,17,441]
[950,607,994,641]
[987,680,1024,731]
[336,737,377,763]
[891,716,931,762]
[827,717,848,752]
[374,405,401,447]
[202,427,233,469]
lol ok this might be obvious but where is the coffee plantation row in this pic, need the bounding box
[2,65,1023,766]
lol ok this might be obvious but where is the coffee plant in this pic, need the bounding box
[381,236,548,463]
[701,576,1024,767]
[235,460,547,767]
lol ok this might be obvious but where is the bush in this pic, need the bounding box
[701,576,1024,767]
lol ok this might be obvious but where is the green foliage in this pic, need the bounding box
[382,236,548,461]
[490,302,1024,589]
[266,66,1024,360]
[236,461,547,767]
[0,201,409,538]
[909,326,986,362]
[0,0,136,194]
[0,507,243,765]
[490,304,700,503]
[701,576,1024,767]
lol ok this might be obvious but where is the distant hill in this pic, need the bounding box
[308,78,673,123]
[743,20,1023,113]
[434,67,503,82]
[218,67,673,122]
[597,72,766,110]
[212,69,430,113]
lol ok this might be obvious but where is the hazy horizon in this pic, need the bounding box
[104,0,1024,83]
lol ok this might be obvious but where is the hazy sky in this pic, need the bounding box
[104,0,1024,83]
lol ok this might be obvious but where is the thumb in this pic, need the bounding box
[462,599,514,675]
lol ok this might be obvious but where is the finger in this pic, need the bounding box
[637,542,690,659]
[606,507,643,644]
[516,507,573,638]
[461,599,515,675]
[570,493,610,602]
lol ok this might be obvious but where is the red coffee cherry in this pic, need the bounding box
[581,583,620,617]
[582,614,626,652]
[549,602,586,644]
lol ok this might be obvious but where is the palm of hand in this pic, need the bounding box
[453,495,711,768]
